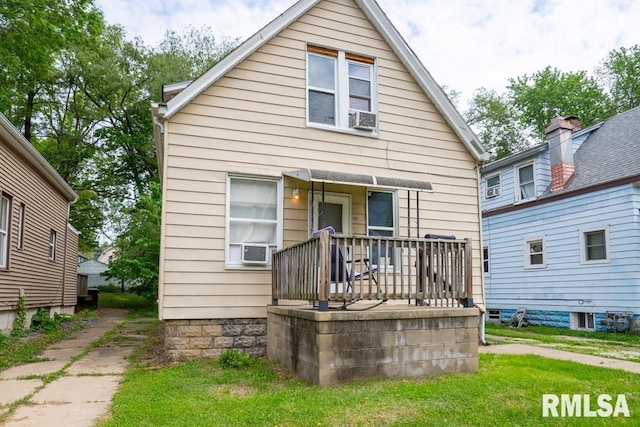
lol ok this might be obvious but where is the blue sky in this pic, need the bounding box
[96,0,640,107]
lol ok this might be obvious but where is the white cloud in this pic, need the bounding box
[96,0,640,106]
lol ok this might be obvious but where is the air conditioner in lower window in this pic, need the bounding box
[349,111,377,130]
[241,243,270,264]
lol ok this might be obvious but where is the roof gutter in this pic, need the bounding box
[0,114,77,202]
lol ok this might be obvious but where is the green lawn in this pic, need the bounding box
[485,322,640,363]
[99,349,638,426]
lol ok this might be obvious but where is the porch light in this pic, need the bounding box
[292,188,300,200]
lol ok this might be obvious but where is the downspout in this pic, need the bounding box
[475,161,489,346]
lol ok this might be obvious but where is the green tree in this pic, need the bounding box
[597,45,640,112]
[0,0,102,140]
[99,28,239,292]
[508,66,614,139]
[103,182,161,299]
[465,88,530,160]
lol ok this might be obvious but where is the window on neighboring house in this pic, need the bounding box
[485,174,500,198]
[0,194,11,268]
[516,163,535,201]
[572,312,595,331]
[524,237,545,268]
[49,229,56,261]
[307,45,377,132]
[17,203,25,249]
[580,228,609,263]
[483,246,490,274]
[226,176,281,268]
[312,192,351,236]
[367,191,396,268]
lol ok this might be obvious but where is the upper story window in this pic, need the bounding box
[0,193,11,269]
[485,174,501,199]
[516,163,535,201]
[307,45,377,133]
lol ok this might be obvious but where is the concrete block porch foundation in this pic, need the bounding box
[267,305,479,385]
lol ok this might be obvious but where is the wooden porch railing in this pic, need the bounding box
[272,229,473,311]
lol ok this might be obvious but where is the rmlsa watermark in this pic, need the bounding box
[542,394,630,418]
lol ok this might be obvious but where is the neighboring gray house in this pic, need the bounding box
[78,259,119,287]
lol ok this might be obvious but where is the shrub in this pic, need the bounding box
[0,330,8,345]
[11,295,28,337]
[218,349,256,368]
[97,284,121,293]
[30,308,57,332]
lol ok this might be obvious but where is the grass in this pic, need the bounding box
[98,351,639,426]
[0,291,155,371]
[486,322,640,345]
[0,311,95,370]
[485,322,640,363]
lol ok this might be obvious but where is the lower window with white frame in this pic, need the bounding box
[226,175,281,269]
[367,190,397,269]
[524,237,545,269]
[580,227,610,263]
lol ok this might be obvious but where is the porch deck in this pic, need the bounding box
[272,229,473,310]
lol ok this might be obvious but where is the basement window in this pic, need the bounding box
[572,312,595,331]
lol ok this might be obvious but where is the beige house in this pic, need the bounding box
[152,0,489,361]
[0,113,79,333]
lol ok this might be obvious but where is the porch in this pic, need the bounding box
[268,231,479,385]
[272,230,474,310]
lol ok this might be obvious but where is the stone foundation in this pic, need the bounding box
[267,305,479,385]
[163,318,267,361]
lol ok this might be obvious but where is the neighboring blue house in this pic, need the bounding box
[481,107,640,332]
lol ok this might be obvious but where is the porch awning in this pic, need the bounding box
[283,169,433,192]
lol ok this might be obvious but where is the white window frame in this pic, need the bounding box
[524,237,545,269]
[515,161,536,202]
[310,192,352,236]
[571,312,595,331]
[225,175,283,270]
[306,46,378,134]
[49,229,56,261]
[580,227,610,264]
[485,174,501,199]
[0,193,10,269]
[366,190,398,271]
[483,246,490,276]
[17,203,25,250]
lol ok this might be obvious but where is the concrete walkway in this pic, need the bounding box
[0,308,147,426]
[480,342,640,374]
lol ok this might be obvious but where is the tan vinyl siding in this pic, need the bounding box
[63,226,79,306]
[0,140,73,311]
[160,0,483,319]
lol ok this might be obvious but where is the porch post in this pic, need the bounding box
[317,228,330,311]
[461,238,474,308]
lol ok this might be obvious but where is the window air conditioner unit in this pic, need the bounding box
[241,243,270,264]
[349,111,377,130]
[486,187,500,198]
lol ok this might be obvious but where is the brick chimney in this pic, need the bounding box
[546,117,577,191]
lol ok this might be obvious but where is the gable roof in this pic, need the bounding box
[561,105,640,192]
[155,0,488,162]
[0,113,77,202]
